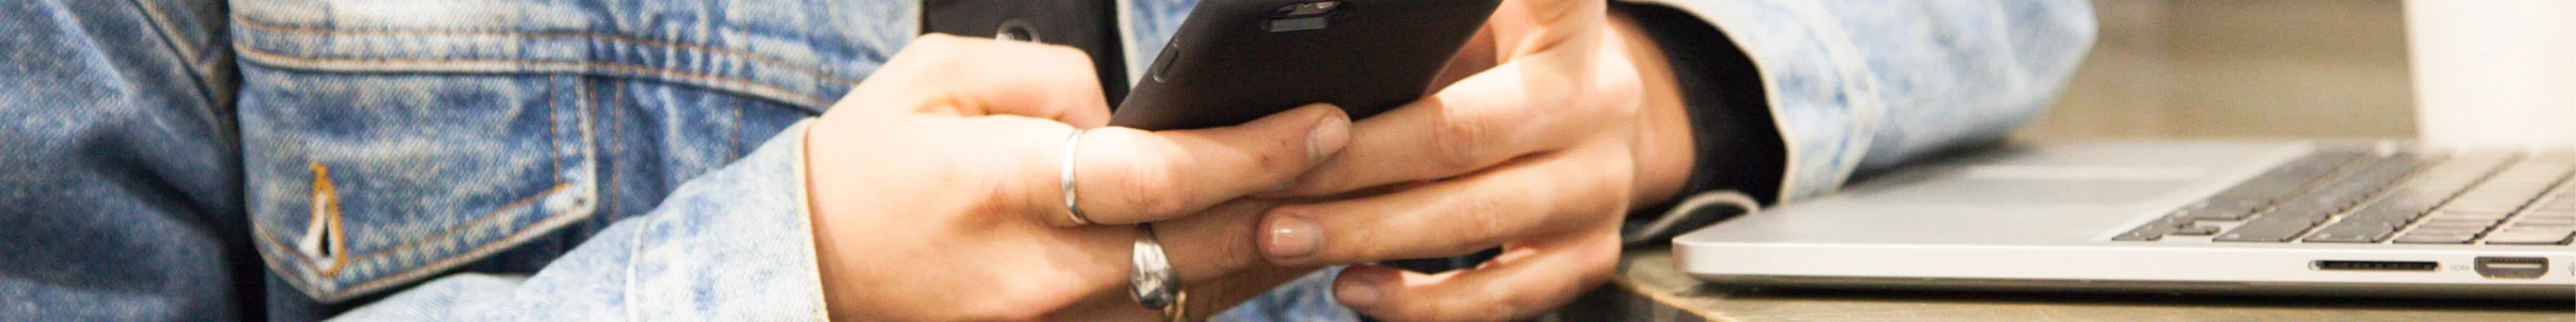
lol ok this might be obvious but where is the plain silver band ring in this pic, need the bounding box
[1061,129,1093,225]
[1130,223,1181,310]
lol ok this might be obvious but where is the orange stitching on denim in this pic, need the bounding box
[549,76,566,185]
[729,105,743,160]
[231,17,863,86]
[604,80,625,218]
[308,162,347,276]
[232,44,829,108]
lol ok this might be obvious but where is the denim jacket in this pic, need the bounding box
[0,0,2090,320]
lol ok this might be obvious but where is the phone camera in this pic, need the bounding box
[995,19,1040,42]
[1273,1,1340,17]
[1265,1,1338,32]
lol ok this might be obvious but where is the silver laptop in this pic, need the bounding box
[1672,140,2575,299]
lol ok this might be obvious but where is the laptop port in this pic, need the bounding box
[2471,257,2548,279]
[2313,260,2439,272]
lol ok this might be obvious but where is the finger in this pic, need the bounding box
[1050,200,1313,321]
[1269,54,1631,197]
[1177,264,1322,321]
[1151,199,1284,284]
[1487,0,1611,60]
[1258,140,1631,266]
[1028,104,1352,226]
[1332,230,1620,322]
[839,34,1113,125]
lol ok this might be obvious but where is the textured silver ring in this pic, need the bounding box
[1061,128,1093,225]
[1129,223,1181,311]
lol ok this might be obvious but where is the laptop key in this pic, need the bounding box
[2528,209,2576,218]
[2526,223,2576,231]
[2114,229,2165,241]
[2171,225,2221,236]
[2337,216,2412,228]
[2406,227,2490,236]
[2214,219,2316,242]
[2500,226,2575,233]
[2426,211,2510,221]
[2513,217,2576,225]
[2416,219,2500,230]
[2348,207,2422,221]
[2264,207,2335,223]
[2113,223,2180,241]
[2392,232,2479,244]
[2171,208,2253,221]
[2481,229,2575,245]
[2302,223,2396,243]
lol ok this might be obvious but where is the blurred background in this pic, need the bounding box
[2021,0,2415,140]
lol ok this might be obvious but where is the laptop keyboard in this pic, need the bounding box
[2115,148,2576,246]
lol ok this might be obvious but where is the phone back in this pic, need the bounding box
[1112,0,1501,130]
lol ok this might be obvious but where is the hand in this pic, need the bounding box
[1254,2,1703,321]
[801,34,1353,321]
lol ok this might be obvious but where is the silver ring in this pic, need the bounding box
[1061,129,1094,225]
[1129,223,1181,311]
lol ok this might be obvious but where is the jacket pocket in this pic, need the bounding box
[229,0,914,302]
[240,67,600,302]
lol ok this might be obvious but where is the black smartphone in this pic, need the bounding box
[1110,0,1503,130]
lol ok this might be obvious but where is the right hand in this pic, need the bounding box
[799,34,1352,321]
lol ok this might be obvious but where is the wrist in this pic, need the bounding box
[801,117,868,318]
[1608,9,1698,207]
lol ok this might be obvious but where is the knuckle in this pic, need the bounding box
[1579,165,1633,217]
[1584,87,1641,127]
[1432,107,1498,170]
[1446,193,1515,249]
[972,168,1039,223]
[1114,154,1191,217]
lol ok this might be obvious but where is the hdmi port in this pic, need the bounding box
[2314,260,2439,272]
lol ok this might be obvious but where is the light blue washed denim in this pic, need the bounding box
[0,0,2090,321]
[1623,0,2100,202]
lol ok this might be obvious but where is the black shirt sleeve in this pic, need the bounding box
[1614,2,1786,223]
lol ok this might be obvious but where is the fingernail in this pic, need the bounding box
[1263,213,1321,260]
[1306,107,1350,162]
[1335,272,1382,309]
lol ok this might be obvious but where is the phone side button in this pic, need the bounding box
[1149,45,1182,83]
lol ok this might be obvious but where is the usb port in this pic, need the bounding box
[2313,260,2439,272]
[2472,257,2548,279]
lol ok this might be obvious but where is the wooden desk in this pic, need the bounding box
[1562,248,2576,321]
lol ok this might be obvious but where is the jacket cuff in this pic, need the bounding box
[620,119,834,319]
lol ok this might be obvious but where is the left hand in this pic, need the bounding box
[1253,1,1703,320]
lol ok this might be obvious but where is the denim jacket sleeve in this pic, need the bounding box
[329,121,830,321]
[1621,0,2099,202]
